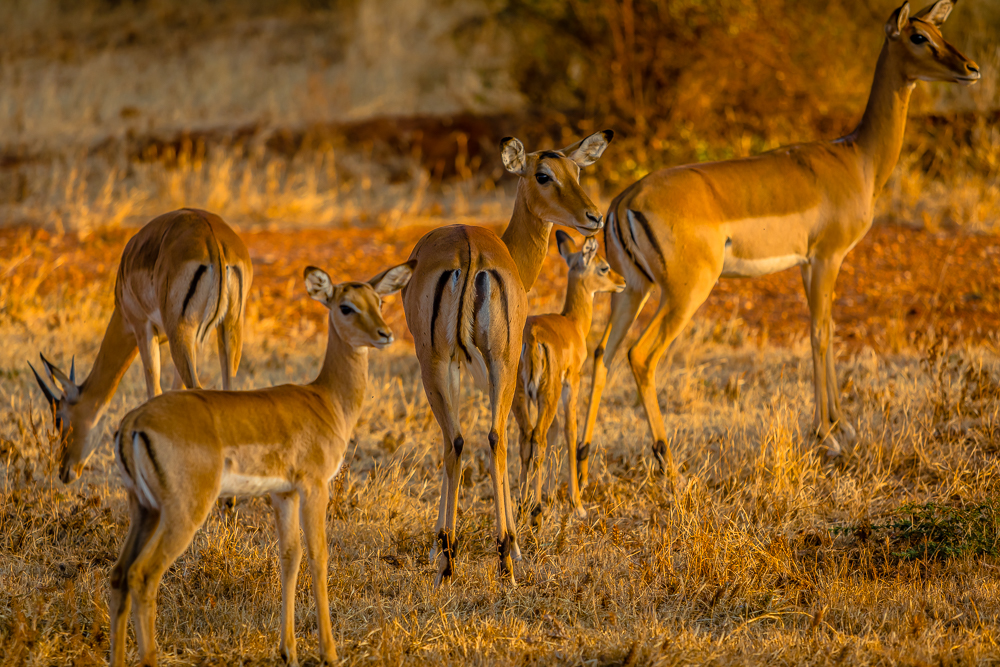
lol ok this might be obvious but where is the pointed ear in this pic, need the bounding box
[39,353,79,402]
[369,260,415,296]
[556,230,578,263]
[500,137,527,175]
[561,130,614,168]
[304,266,335,305]
[581,235,599,265]
[886,1,910,39]
[913,0,953,26]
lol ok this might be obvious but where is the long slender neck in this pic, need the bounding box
[849,40,915,193]
[501,181,553,290]
[77,306,139,425]
[312,319,369,426]
[560,275,595,335]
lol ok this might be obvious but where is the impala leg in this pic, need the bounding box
[512,379,533,507]
[271,491,303,666]
[527,380,560,527]
[803,258,843,453]
[579,285,650,487]
[423,359,463,586]
[216,317,243,391]
[127,511,205,667]
[628,274,714,490]
[109,497,157,667]
[825,317,857,442]
[563,374,586,519]
[135,324,163,399]
[167,324,200,390]
[300,487,336,664]
[485,357,519,584]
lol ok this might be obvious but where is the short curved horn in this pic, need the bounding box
[28,361,58,408]
[69,356,76,384]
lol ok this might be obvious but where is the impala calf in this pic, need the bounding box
[403,130,613,586]
[579,0,978,486]
[30,208,253,483]
[108,261,413,667]
[513,232,624,523]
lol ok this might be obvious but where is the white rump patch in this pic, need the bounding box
[464,347,490,393]
[721,245,808,278]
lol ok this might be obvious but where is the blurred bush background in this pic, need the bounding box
[0,0,997,231]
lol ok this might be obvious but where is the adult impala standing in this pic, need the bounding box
[31,209,253,483]
[578,0,979,486]
[403,130,613,585]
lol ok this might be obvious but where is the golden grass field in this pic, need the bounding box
[2,0,1000,665]
[2,221,1000,665]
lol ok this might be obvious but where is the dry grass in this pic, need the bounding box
[2,230,1000,666]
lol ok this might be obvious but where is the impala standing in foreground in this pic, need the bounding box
[579,0,979,485]
[403,130,613,586]
[30,209,253,483]
[513,232,624,524]
[109,261,413,667]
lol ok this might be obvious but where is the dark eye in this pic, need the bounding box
[535,173,551,185]
[910,33,928,45]
[339,305,354,316]
[599,265,610,275]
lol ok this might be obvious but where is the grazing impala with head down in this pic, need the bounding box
[30,208,253,483]
[108,261,413,667]
[403,130,613,586]
[513,231,625,524]
[578,0,979,486]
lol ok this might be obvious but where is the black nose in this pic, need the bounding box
[968,63,980,74]
[377,329,391,339]
[586,212,603,225]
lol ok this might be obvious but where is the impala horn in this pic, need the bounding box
[38,353,80,402]
[28,361,58,408]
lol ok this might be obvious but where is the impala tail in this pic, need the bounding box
[113,419,163,512]
[521,334,547,404]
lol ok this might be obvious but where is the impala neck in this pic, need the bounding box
[849,40,916,194]
[561,276,595,335]
[501,181,553,290]
[77,306,139,426]
[312,319,369,425]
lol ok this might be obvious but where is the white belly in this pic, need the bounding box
[219,471,294,497]
[720,249,809,278]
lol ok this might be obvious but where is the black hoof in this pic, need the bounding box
[577,442,590,462]
[651,439,667,471]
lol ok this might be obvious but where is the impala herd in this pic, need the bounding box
[25,2,981,665]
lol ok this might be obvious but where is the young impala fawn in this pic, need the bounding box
[30,208,253,483]
[578,0,979,486]
[513,232,624,524]
[402,130,613,586]
[108,261,413,667]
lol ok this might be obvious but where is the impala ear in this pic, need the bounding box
[581,236,599,265]
[555,230,577,263]
[562,130,614,168]
[500,137,527,176]
[304,266,335,305]
[913,0,953,26]
[369,260,415,296]
[886,1,910,39]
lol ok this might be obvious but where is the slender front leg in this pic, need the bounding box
[271,491,303,666]
[579,286,649,487]
[563,375,586,519]
[512,379,534,506]
[803,258,843,455]
[300,487,336,664]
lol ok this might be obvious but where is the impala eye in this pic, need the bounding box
[599,265,610,275]
[535,173,551,185]
[910,33,928,45]
[340,305,355,316]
